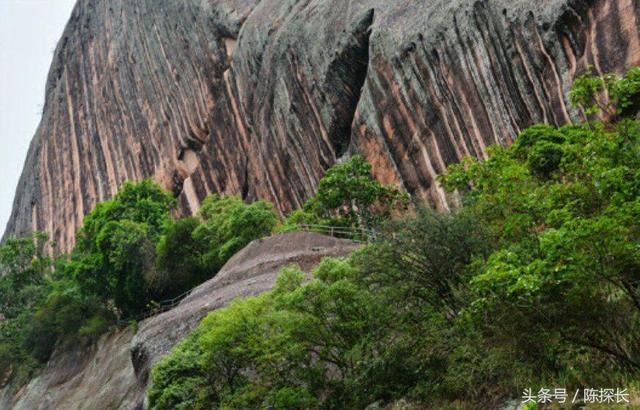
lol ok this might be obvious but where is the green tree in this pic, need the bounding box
[439,68,640,376]
[0,233,53,382]
[353,207,490,318]
[153,195,279,300]
[193,195,279,272]
[569,66,640,116]
[0,233,50,318]
[153,217,207,300]
[70,179,174,316]
[149,259,422,409]
[300,155,407,229]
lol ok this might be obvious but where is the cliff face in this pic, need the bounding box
[4,0,640,252]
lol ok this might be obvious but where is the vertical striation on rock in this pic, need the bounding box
[3,0,260,252]
[3,0,640,253]
[352,0,640,209]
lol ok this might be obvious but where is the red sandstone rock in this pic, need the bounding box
[4,0,640,254]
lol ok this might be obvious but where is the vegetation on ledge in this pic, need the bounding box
[0,183,279,386]
[0,151,399,388]
[148,68,640,409]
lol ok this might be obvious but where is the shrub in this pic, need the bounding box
[148,334,209,410]
[78,314,112,340]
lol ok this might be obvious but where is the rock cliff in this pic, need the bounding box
[0,232,359,409]
[4,0,639,252]
[0,328,138,410]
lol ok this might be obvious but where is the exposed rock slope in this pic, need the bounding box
[0,329,137,410]
[4,0,640,252]
[131,231,360,406]
[0,232,358,410]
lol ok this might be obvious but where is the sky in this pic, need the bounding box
[0,0,77,237]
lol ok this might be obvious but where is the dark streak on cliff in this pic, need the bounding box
[3,0,640,253]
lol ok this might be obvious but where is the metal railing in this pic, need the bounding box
[117,224,376,325]
[296,223,377,242]
[117,288,194,325]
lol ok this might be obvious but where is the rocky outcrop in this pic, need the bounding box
[131,231,360,407]
[0,329,137,410]
[0,232,358,409]
[4,0,640,251]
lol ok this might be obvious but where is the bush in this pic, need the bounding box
[22,284,113,362]
[78,314,112,340]
[148,334,209,410]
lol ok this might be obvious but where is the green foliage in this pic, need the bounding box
[193,195,279,272]
[153,217,207,300]
[0,181,280,389]
[147,334,209,410]
[569,66,640,116]
[439,82,640,380]
[22,283,112,362]
[0,233,52,381]
[70,179,174,316]
[150,259,420,409]
[353,207,490,317]
[291,155,407,230]
[568,71,606,115]
[149,194,280,300]
[78,313,112,340]
[0,233,49,318]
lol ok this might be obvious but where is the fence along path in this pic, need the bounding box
[295,224,377,242]
[118,224,377,324]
